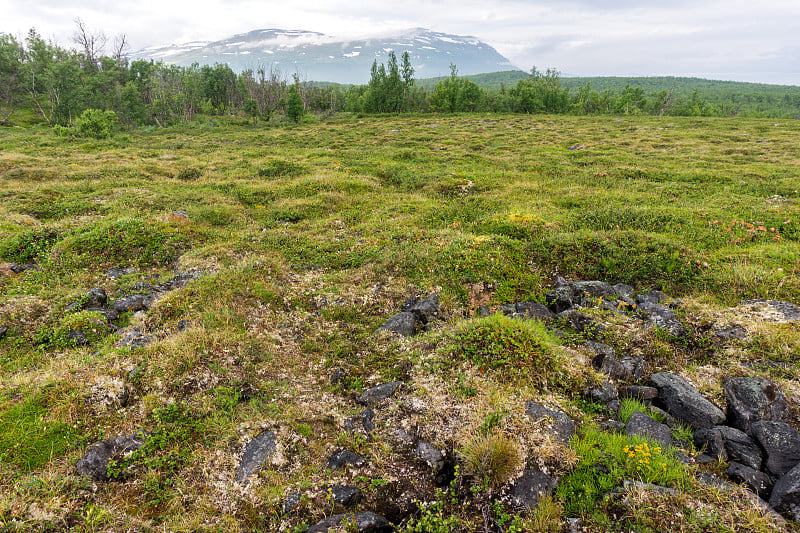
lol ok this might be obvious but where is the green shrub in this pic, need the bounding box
[257,159,306,178]
[0,227,59,263]
[75,109,118,139]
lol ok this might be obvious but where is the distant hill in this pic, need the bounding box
[131,28,518,84]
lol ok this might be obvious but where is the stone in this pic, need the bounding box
[625,411,672,449]
[515,301,556,322]
[619,385,659,401]
[84,307,120,322]
[649,372,725,430]
[117,327,153,350]
[545,283,576,314]
[572,281,617,303]
[751,421,800,478]
[613,283,635,298]
[105,267,136,278]
[525,401,575,444]
[723,376,789,435]
[638,302,685,336]
[770,462,800,522]
[636,290,667,305]
[113,294,150,313]
[585,382,618,404]
[236,430,276,483]
[713,326,746,342]
[558,310,604,340]
[331,368,346,386]
[694,426,763,470]
[85,287,107,308]
[727,462,773,498]
[376,312,416,337]
[357,381,403,406]
[68,330,89,346]
[414,440,445,472]
[509,467,559,509]
[327,485,363,508]
[741,299,800,322]
[9,263,38,274]
[601,420,627,433]
[618,356,648,380]
[588,343,637,382]
[0,326,9,340]
[306,512,393,533]
[408,293,439,324]
[282,492,302,514]
[345,409,375,434]
[75,431,148,481]
[477,305,490,317]
[328,449,365,469]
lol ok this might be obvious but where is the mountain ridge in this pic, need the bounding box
[131,27,520,84]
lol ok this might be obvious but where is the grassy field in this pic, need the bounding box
[0,114,798,531]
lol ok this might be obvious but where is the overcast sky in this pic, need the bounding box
[3,0,799,85]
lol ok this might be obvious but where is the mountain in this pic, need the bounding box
[131,28,520,84]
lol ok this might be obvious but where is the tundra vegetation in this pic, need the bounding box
[1,24,800,533]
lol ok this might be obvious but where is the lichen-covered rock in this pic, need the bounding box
[306,511,393,533]
[525,401,575,444]
[727,462,773,498]
[357,381,403,406]
[376,312,416,337]
[694,426,763,470]
[328,449,366,469]
[649,372,724,430]
[625,411,672,449]
[509,467,559,509]
[76,431,148,481]
[723,376,789,435]
[236,430,276,483]
[751,421,800,478]
[770,463,800,522]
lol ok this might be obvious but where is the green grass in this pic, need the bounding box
[0,114,798,531]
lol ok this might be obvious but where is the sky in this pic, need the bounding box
[2,0,800,86]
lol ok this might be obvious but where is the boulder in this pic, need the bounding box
[306,512,393,533]
[327,485,363,508]
[117,327,153,350]
[68,330,89,346]
[376,312,416,337]
[236,430,276,483]
[357,381,403,406]
[515,301,556,322]
[85,287,107,308]
[613,284,635,298]
[113,294,150,313]
[723,377,789,435]
[328,449,366,469]
[727,462,773,498]
[84,307,120,322]
[572,281,616,303]
[525,401,575,444]
[585,382,618,404]
[769,462,800,522]
[649,372,724,430]
[558,310,604,340]
[545,282,576,314]
[75,431,148,481]
[509,467,559,509]
[750,421,800,478]
[0,326,7,340]
[638,302,685,336]
[619,386,659,402]
[694,426,763,470]
[625,411,672,449]
[408,293,439,324]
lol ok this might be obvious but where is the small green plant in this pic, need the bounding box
[177,166,202,180]
[0,227,59,263]
[75,109,118,139]
[257,159,306,178]
[459,432,521,488]
[617,398,666,424]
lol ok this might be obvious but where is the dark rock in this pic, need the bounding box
[500,303,516,315]
[649,372,725,430]
[509,467,559,509]
[117,327,153,350]
[695,454,716,465]
[331,368,346,386]
[694,426,763,470]
[85,307,119,322]
[282,492,302,514]
[613,283,635,298]
[606,399,621,413]
[477,305,491,318]
[741,299,800,322]
[236,430,276,483]
[515,301,556,322]
[345,409,375,434]
[76,431,148,481]
[558,310,604,340]
[85,287,107,308]
[636,290,667,305]
[357,381,403,406]
[376,312,416,337]
[113,294,150,313]
[153,270,203,293]
[545,283,576,313]
[68,330,89,346]
[723,376,789,435]
[751,421,800,478]
[176,320,190,331]
[625,411,672,449]
[409,293,439,324]
[585,382,618,404]
[727,462,773,498]
[0,326,8,340]
[619,385,659,401]
[618,356,648,380]
[572,281,616,304]
[10,263,38,274]
[306,512,393,533]
[713,326,746,342]
[525,401,575,444]
[584,340,615,359]
[770,463,800,522]
[414,440,445,472]
[638,302,685,336]
[601,420,627,433]
[327,485,363,508]
[328,449,366,469]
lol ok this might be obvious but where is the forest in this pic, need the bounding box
[2,28,800,131]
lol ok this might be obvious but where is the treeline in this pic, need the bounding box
[2,27,800,129]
